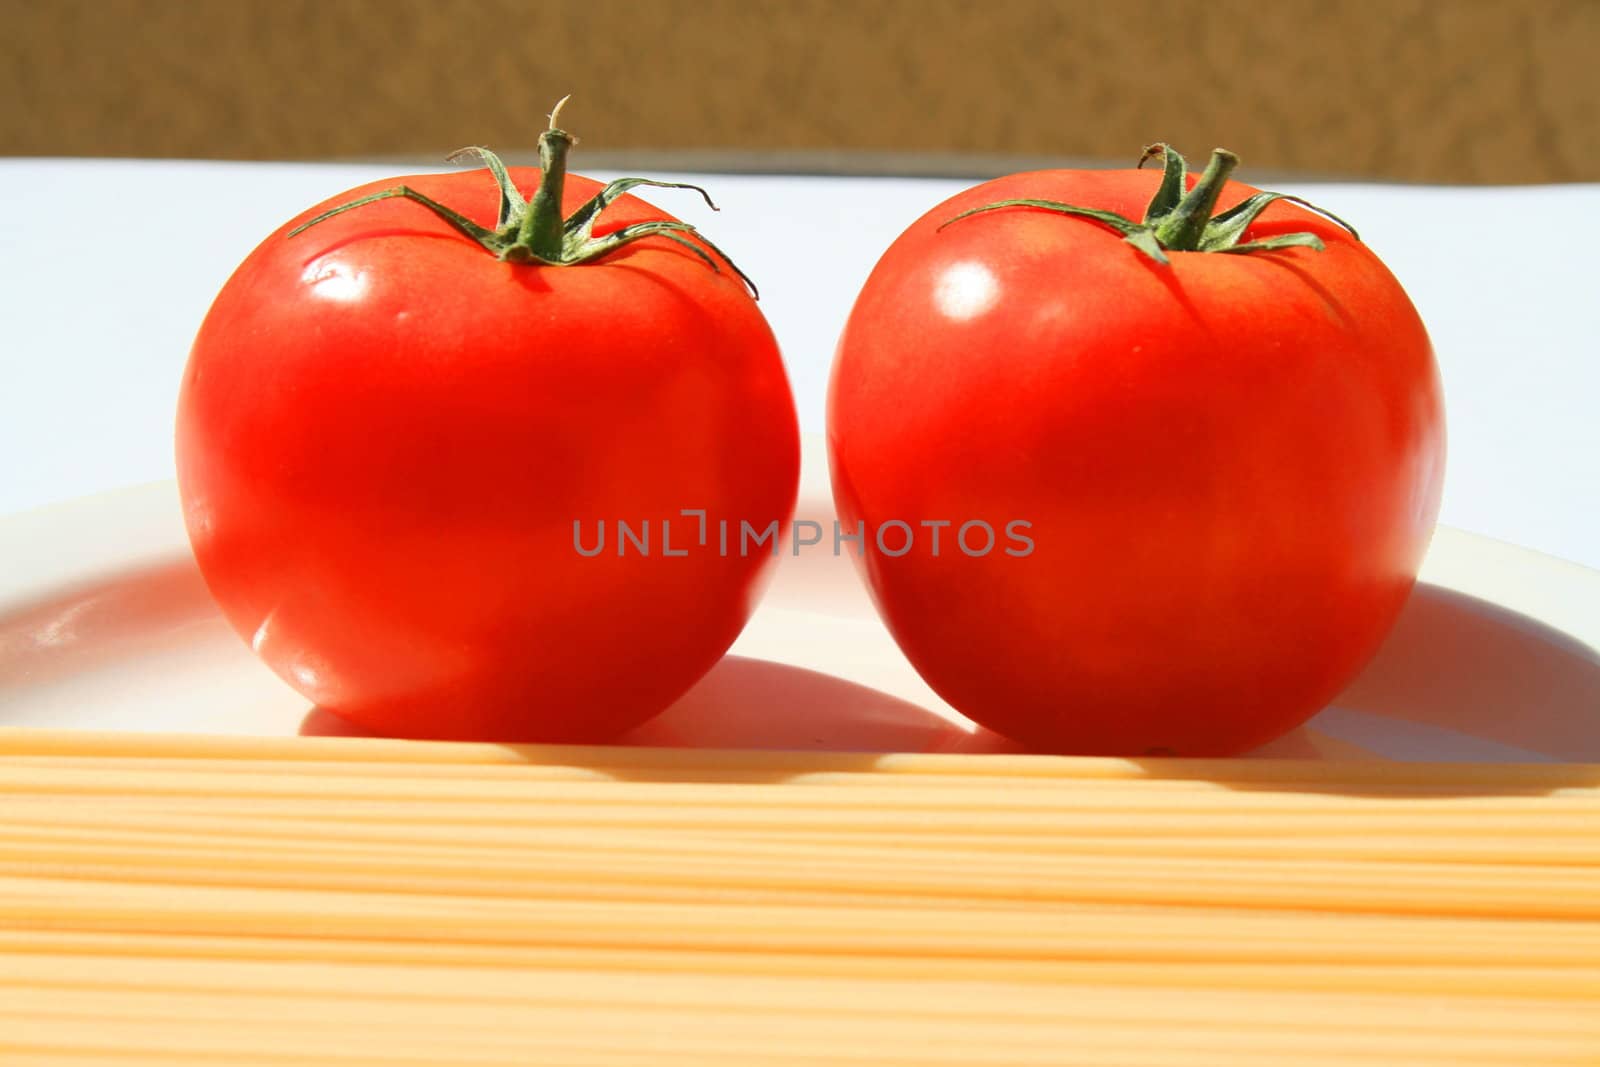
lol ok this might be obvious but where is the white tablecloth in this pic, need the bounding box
[2,160,1596,568]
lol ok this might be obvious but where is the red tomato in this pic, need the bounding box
[178,116,799,742]
[828,148,1445,756]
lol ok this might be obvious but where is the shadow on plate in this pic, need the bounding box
[1319,584,1600,763]
[0,560,214,695]
[3,557,1593,787]
[302,580,1600,793]
[301,655,1023,757]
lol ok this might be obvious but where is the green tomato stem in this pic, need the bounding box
[284,96,758,297]
[1153,149,1239,252]
[519,107,574,259]
[940,144,1355,266]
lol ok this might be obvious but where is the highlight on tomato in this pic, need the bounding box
[828,144,1445,756]
[177,99,800,742]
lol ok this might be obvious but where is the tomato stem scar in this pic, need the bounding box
[548,94,571,131]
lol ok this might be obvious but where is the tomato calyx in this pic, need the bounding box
[939,145,1359,266]
[286,96,759,297]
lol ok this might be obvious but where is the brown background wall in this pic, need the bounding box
[3,0,1595,183]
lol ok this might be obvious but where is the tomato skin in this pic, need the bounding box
[178,169,799,742]
[828,168,1445,757]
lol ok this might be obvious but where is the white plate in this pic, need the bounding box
[3,437,1598,761]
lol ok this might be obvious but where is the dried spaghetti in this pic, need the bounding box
[2,729,1596,1066]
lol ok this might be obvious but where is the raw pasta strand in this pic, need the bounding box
[2,929,1597,998]
[5,836,1600,919]
[4,727,1597,788]
[0,728,1595,1066]
[9,813,1600,866]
